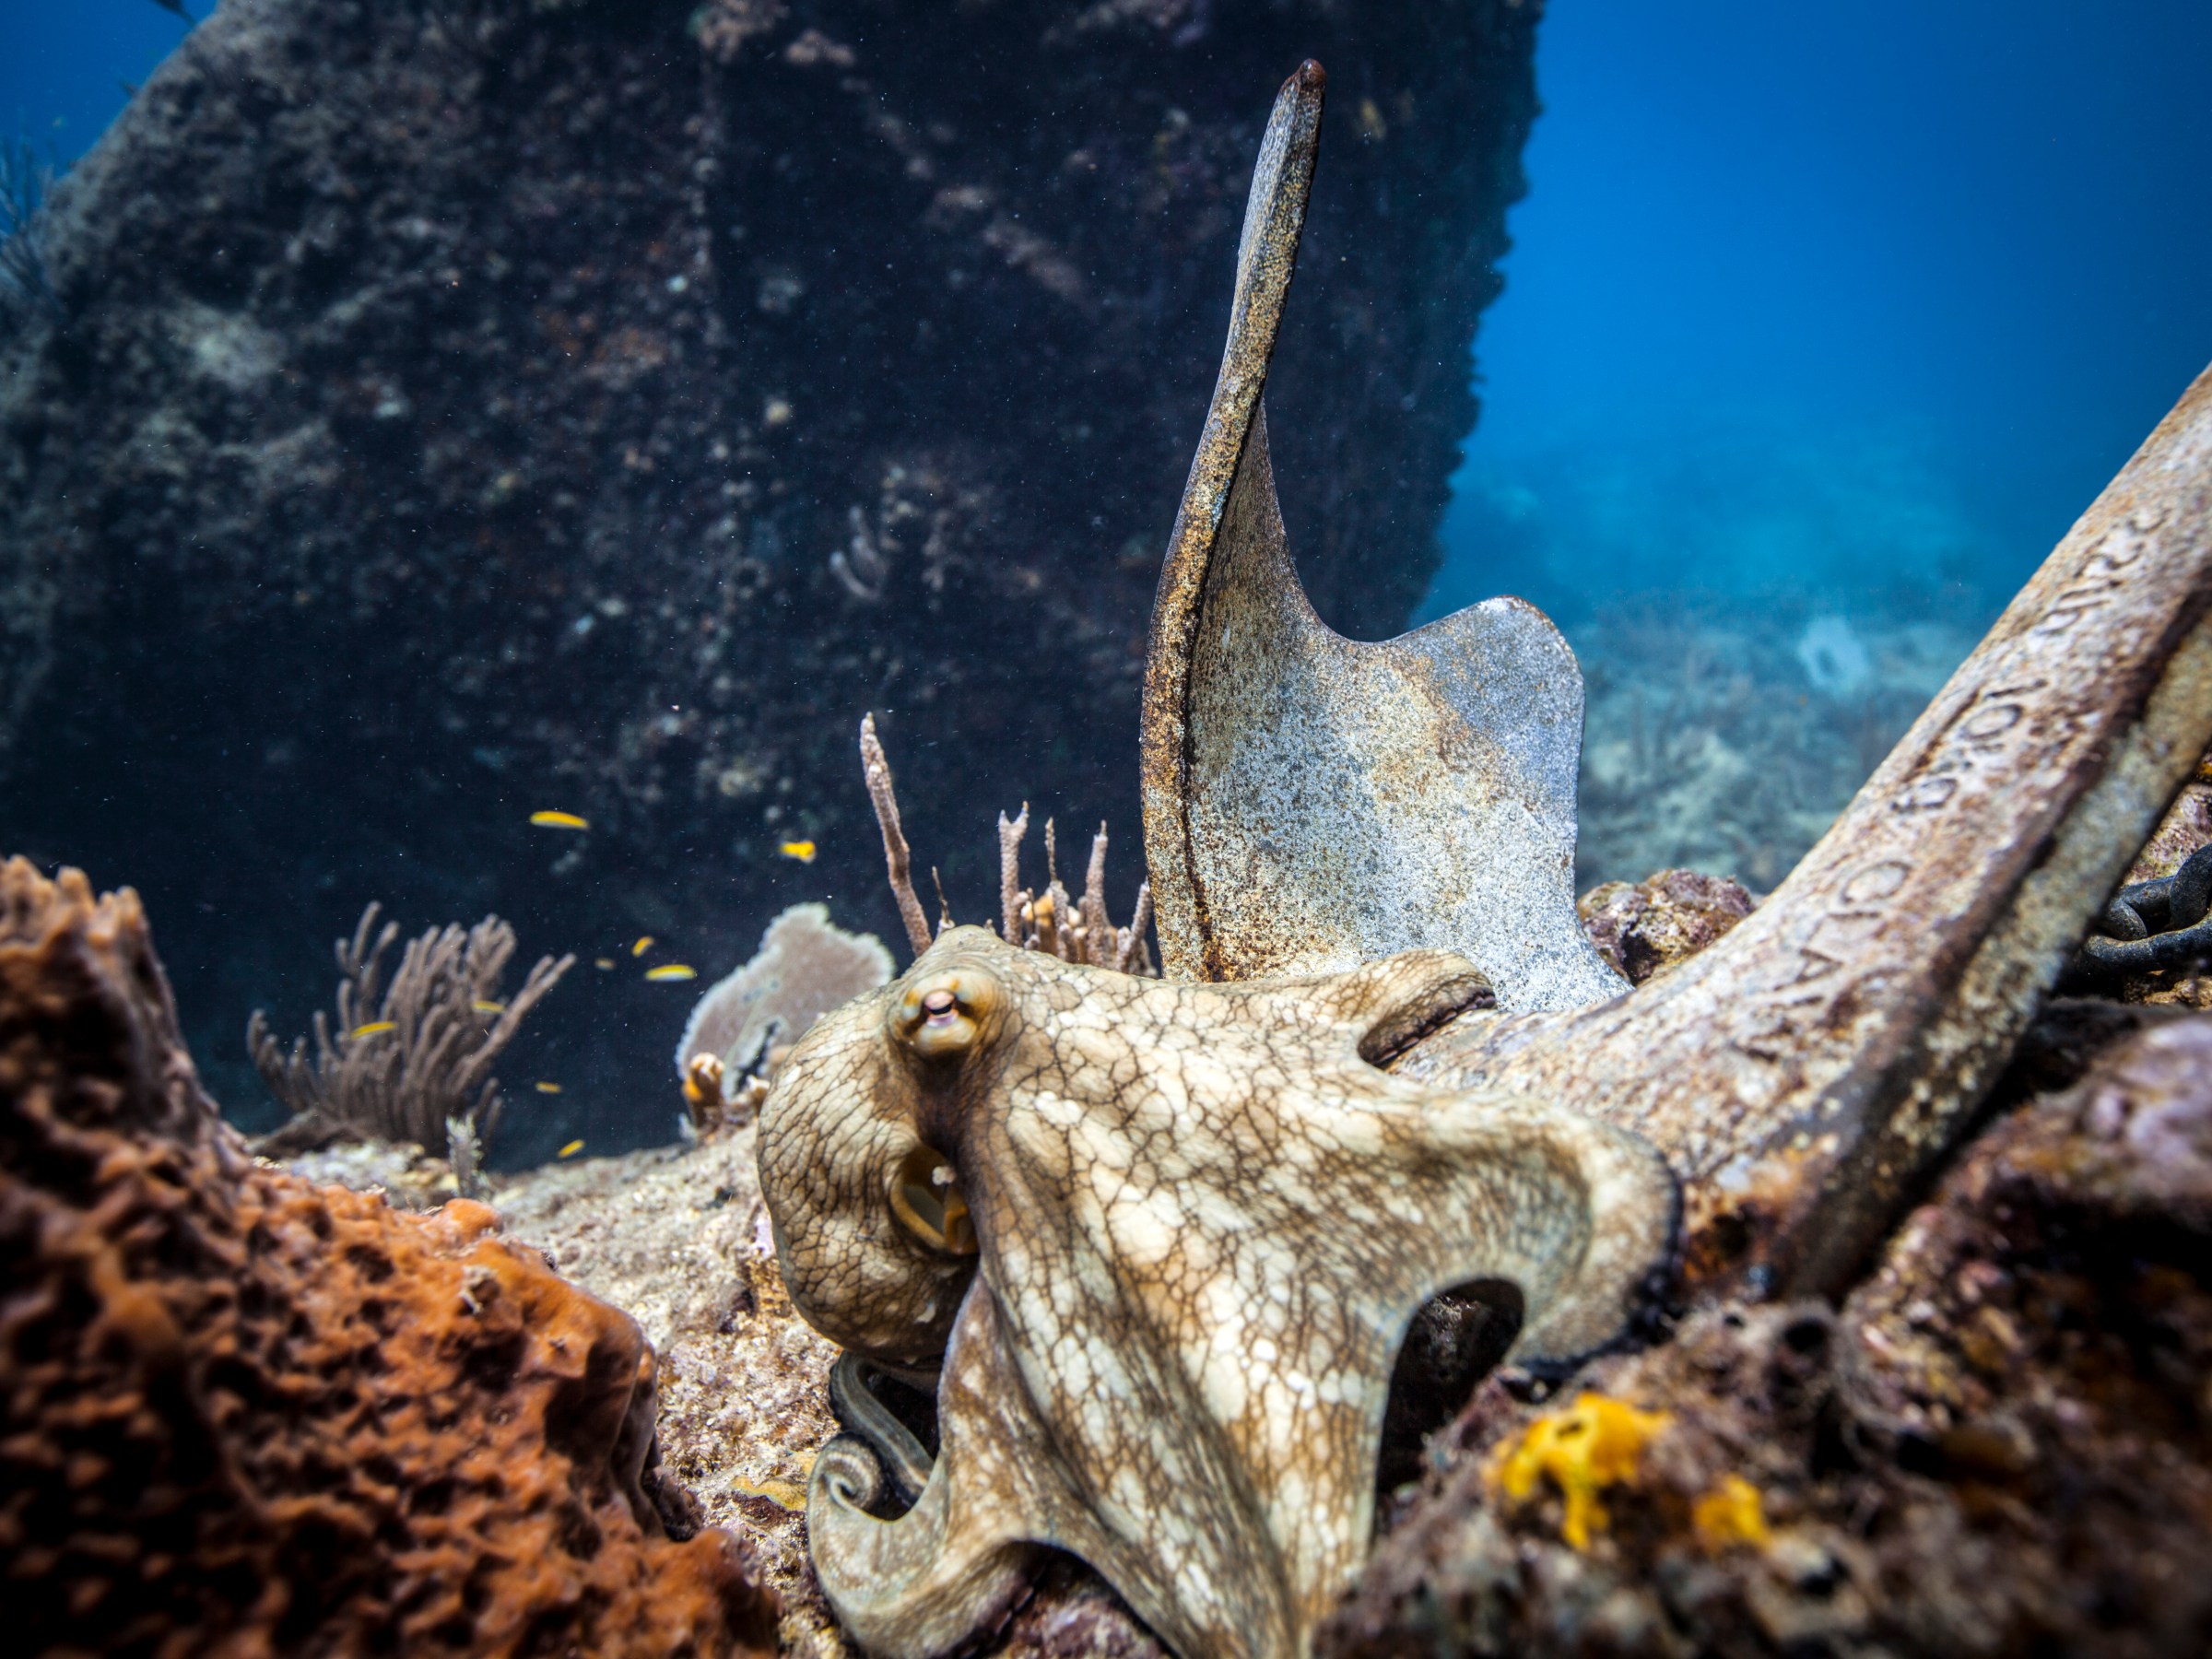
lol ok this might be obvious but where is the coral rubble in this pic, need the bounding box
[0,856,776,1656]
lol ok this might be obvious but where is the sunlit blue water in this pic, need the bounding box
[0,0,190,162]
[1421,0,2212,628]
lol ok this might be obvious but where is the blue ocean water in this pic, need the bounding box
[1419,0,2212,627]
[0,0,191,164]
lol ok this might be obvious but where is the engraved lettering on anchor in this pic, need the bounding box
[1890,774,1960,815]
[2032,512,2163,637]
[1838,860,1912,904]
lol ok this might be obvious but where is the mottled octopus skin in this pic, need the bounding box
[757,927,1677,1659]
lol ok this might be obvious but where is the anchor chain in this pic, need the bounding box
[2065,841,2212,986]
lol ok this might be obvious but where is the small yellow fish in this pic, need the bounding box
[594,957,616,971]
[558,1138,585,1159]
[779,839,818,863]
[645,964,699,982]
[473,999,505,1015]
[631,935,654,957]
[535,1080,562,1094]
[349,1020,396,1039]
[529,809,590,830]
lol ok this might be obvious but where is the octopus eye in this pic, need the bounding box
[893,968,999,1060]
[888,1145,980,1255]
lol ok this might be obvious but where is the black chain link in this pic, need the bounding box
[2065,841,2212,987]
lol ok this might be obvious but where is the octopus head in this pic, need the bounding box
[757,926,1020,1371]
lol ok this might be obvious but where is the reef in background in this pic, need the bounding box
[1576,601,1983,891]
[0,0,1543,1124]
[0,855,778,1655]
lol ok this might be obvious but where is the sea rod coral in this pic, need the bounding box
[860,710,1156,974]
[0,856,777,1656]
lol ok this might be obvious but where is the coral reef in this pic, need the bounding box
[0,856,776,1655]
[1321,1014,2212,1659]
[247,900,573,1156]
[282,1129,475,1212]
[1576,602,1983,891]
[1577,868,1757,986]
[0,0,1544,1095]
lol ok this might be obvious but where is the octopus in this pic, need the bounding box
[759,932,1676,1659]
[757,59,2212,1659]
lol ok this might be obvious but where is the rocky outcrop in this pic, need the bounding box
[1320,1014,2212,1659]
[0,856,778,1655]
[1577,867,1757,985]
[0,0,1541,1098]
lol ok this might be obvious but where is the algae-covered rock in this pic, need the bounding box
[1321,1015,2212,1659]
[1578,867,1757,986]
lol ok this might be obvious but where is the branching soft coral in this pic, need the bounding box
[860,711,1154,972]
[248,900,572,1156]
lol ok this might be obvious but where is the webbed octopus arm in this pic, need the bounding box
[806,1283,1049,1659]
[769,924,1679,1659]
[935,940,1677,1657]
[1299,947,1678,1363]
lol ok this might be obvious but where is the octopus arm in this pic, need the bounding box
[807,1287,1052,1658]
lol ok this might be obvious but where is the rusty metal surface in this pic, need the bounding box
[1405,364,2212,1295]
[1139,62,1623,1013]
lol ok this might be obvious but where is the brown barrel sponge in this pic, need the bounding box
[0,856,778,1658]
